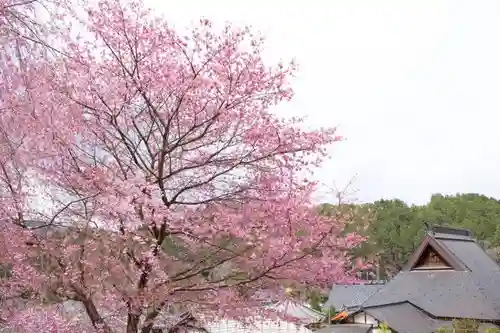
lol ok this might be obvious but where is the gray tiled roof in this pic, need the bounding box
[364,302,449,333]
[324,284,384,310]
[363,271,500,319]
[362,227,500,320]
[437,236,500,316]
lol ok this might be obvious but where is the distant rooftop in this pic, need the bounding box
[426,224,474,240]
[325,282,386,311]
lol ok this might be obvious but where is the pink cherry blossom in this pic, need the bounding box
[0,0,364,332]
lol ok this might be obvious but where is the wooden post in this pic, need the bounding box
[376,254,381,280]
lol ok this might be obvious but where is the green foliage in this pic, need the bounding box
[318,193,500,278]
[161,234,191,260]
[321,306,337,317]
[435,319,500,333]
[486,328,500,333]
[378,322,391,332]
[0,263,12,279]
[492,223,500,248]
[307,290,328,312]
[364,199,425,276]
[452,319,479,333]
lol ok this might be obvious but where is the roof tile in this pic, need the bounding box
[362,226,500,320]
[325,284,384,310]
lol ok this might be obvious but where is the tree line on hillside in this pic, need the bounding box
[318,193,500,279]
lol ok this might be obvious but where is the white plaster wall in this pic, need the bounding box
[352,312,378,325]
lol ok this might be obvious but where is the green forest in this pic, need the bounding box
[318,193,500,279]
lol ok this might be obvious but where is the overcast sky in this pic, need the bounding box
[147,0,500,205]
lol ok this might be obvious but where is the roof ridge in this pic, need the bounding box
[432,236,475,242]
[426,224,474,239]
[363,300,435,317]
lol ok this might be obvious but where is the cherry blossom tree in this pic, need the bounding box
[0,0,365,332]
[0,0,74,60]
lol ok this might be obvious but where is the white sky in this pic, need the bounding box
[146,0,500,205]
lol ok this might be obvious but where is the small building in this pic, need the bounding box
[198,299,324,333]
[199,317,314,333]
[324,225,500,333]
[267,299,325,325]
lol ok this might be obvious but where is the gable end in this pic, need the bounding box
[404,236,467,271]
[413,246,452,270]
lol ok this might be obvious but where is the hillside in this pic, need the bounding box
[318,193,500,278]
